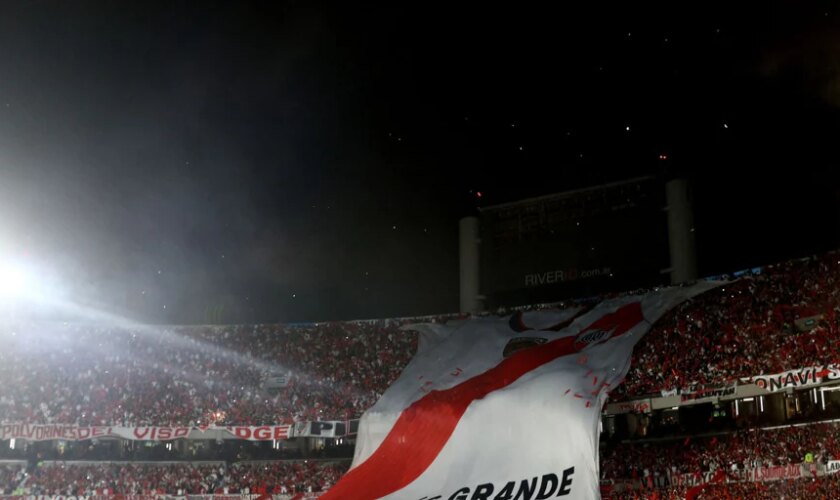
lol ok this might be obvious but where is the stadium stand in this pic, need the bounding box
[605,474,840,500]
[601,421,840,481]
[619,253,840,400]
[3,251,840,495]
[0,463,25,494]
[12,460,348,495]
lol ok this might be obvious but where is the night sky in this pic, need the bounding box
[1,2,840,324]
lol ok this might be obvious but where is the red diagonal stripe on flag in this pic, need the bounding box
[321,302,643,500]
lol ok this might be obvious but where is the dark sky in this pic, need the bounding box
[1,1,840,324]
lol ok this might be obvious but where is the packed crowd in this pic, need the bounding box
[225,460,347,495]
[601,422,840,482]
[606,473,840,500]
[0,463,25,494]
[689,475,840,500]
[24,462,223,495]
[17,460,349,495]
[1,252,839,428]
[0,318,425,426]
[619,253,840,399]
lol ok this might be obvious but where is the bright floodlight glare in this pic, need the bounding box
[0,261,31,298]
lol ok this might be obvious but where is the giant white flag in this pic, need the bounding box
[323,283,718,500]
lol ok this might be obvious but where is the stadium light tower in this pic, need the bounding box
[665,179,698,284]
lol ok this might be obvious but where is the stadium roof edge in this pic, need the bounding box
[478,175,657,212]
